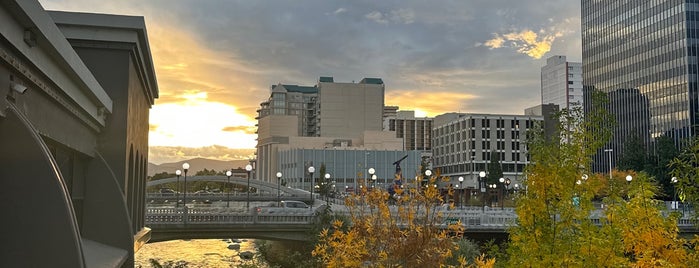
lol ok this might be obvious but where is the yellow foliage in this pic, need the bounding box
[313,174,466,267]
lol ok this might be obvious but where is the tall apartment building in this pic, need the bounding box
[384,110,433,151]
[541,55,583,111]
[431,113,542,190]
[581,0,698,172]
[256,77,401,183]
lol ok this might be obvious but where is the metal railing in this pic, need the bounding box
[145,205,698,231]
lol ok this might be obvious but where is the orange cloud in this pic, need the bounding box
[222,126,257,134]
[386,90,477,117]
[484,29,561,59]
[482,19,575,59]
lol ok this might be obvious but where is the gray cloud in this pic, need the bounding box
[41,0,581,116]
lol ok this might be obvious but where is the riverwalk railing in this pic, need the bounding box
[145,207,316,225]
[145,205,698,233]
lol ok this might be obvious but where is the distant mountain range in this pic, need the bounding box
[147,158,251,176]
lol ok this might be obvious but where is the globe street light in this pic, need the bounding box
[245,164,253,211]
[175,169,181,208]
[308,166,315,210]
[225,170,232,208]
[368,168,376,188]
[182,163,190,210]
[458,176,464,209]
[371,174,377,189]
[277,172,283,204]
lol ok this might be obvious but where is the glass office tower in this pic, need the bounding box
[581,0,698,172]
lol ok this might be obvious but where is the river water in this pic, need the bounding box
[135,239,267,267]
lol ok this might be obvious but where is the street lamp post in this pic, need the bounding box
[489,183,497,207]
[277,172,283,204]
[368,168,376,189]
[308,166,315,210]
[671,177,678,210]
[604,149,613,180]
[225,170,232,208]
[479,171,486,210]
[245,164,253,211]
[458,176,464,209]
[324,173,331,204]
[626,174,633,199]
[175,169,181,208]
[425,170,432,193]
[504,178,511,208]
[182,163,190,209]
[498,177,505,209]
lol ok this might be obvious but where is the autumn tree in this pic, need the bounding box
[507,93,614,266]
[313,173,492,267]
[649,134,679,199]
[508,92,699,266]
[670,136,699,218]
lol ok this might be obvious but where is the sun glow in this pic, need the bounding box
[149,94,257,148]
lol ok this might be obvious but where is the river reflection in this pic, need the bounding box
[135,239,266,268]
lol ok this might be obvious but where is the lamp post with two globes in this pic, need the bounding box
[368,168,376,189]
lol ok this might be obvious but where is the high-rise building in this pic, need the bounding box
[581,0,698,172]
[541,55,583,111]
[256,77,401,183]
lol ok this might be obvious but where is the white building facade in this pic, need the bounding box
[431,113,543,190]
[541,55,583,111]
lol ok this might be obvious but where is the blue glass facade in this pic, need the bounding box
[582,0,699,171]
[278,149,423,192]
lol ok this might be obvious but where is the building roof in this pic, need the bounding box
[360,78,384,84]
[48,11,159,105]
[319,76,334,83]
[272,84,318,94]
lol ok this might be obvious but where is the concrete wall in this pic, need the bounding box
[318,82,384,138]
[0,3,158,267]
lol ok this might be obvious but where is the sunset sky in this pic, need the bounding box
[39,0,582,163]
